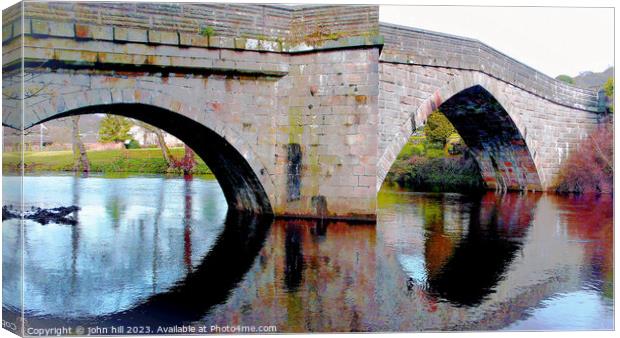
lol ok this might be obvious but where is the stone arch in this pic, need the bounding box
[22,88,277,215]
[377,72,542,192]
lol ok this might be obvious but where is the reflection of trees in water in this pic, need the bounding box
[421,196,459,280]
[183,177,193,274]
[105,193,125,230]
[551,194,613,300]
[23,211,273,328]
[423,193,539,306]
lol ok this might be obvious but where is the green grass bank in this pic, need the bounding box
[2,148,212,175]
[384,135,485,193]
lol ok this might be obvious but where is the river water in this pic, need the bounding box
[2,174,614,333]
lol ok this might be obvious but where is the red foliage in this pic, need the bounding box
[173,145,197,175]
[555,122,613,194]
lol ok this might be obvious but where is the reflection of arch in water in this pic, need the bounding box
[27,103,273,215]
[424,193,540,307]
[23,210,273,327]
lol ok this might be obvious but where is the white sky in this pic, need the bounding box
[379,5,614,78]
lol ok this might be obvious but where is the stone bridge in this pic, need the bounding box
[2,3,607,220]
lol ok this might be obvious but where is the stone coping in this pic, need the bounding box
[2,18,384,54]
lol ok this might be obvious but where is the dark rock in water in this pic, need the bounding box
[2,205,80,225]
[2,206,20,221]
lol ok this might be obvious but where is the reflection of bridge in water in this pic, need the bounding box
[6,186,612,331]
[3,173,613,332]
[390,192,612,331]
[422,193,538,307]
[159,190,609,331]
[18,211,273,329]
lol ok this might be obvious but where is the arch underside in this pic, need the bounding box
[439,86,542,191]
[34,104,273,215]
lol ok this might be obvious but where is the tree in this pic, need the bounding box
[556,123,612,193]
[134,120,196,174]
[556,74,575,85]
[71,116,90,172]
[604,77,614,113]
[98,114,133,143]
[424,111,456,146]
[136,121,175,169]
[175,145,197,176]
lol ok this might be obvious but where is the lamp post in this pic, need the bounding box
[39,123,47,151]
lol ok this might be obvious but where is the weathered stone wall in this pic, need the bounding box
[290,5,379,41]
[3,2,377,43]
[273,48,379,219]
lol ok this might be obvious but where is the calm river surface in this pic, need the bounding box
[2,174,614,333]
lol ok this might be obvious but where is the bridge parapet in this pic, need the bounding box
[379,23,602,113]
[2,2,383,72]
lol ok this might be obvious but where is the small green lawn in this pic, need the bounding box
[2,147,212,174]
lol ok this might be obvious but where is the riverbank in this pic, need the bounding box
[2,148,212,174]
[384,135,485,193]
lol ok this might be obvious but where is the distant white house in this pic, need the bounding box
[129,125,183,147]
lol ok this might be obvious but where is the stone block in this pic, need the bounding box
[114,27,148,43]
[234,37,247,50]
[31,20,49,35]
[357,175,375,187]
[148,30,179,45]
[98,52,133,64]
[211,36,235,49]
[191,35,211,47]
[170,56,212,68]
[91,25,113,40]
[53,49,97,63]
[2,24,13,42]
[178,33,193,46]
[11,20,22,37]
[74,24,92,39]
[48,22,74,37]
[23,46,54,60]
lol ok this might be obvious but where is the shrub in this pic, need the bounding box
[604,77,614,113]
[397,137,425,159]
[556,74,575,85]
[124,139,141,149]
[424,111,456,146]
[200,26,215,38]
[555,123,613,194]
[386,154,485,193]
